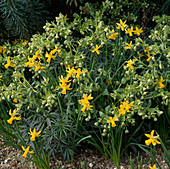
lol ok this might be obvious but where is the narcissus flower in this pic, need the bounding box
[149,164,156,169]
[157,76,165,88]
[66,65,76,78]
[125,59,135,70]
[59,75,72,94]
[46,45,61,63]
[118,101,134,116]
[22,146,34,158]
[145,130,161,146]
[13,98,17,103]
[35,62,45,71]
[7,109,21,124]
[75,68,87,78]
[107,29,118,40]
[78,94,93,112]
[46,51,57,63]
[116,19,127,31]
[51,45,61,54]
[137,51,143,59]
[4,56,16,69]
[124,41,133,50]
[64,14,69,22]
[144,46,151,53]
[25,56,35,67]
[146,52,152,62]
[0,46,6,54]
[91,44,101,55]
[106,115,118,127]
[125,26,134,36]
[133,27,143,36]
[20,39,28,46]
[80,94,93,104]
[28,128,41,141]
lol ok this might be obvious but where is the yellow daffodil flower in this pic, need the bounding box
[144,46,151,53]
[64,14,69,23]
[35,62,45,71]
[118,101,134,116]
[91,44,101,55]
[13,98,17,103]
[0,46,6,54]
[46,45,61,63]
[106,115,118,127]
[51,45,61,55]
[107,29,118,40]
[124,41,133,50]
[33,50,42,61]
[20,39,28,46]
[4,56,16,69]
[146,52,152,62]
[149,164,156,169]
[59,75,72,94]
[137,51,143,59]
[22,146,34,158]
[116,19,127,31]
[133,27,143,36]
[28,128,41,141]
[75,68,87,78]
[78,94,93,112]
[25,56,35,67]
[80,94,93,104]
[125,26,134,36]
[80,102,93,112]
[7,109,21,124]
[145,130,161,146]
[66,65,76,78]
[125,59,135,70]
[157,76,165,88]
[46,51,56,63]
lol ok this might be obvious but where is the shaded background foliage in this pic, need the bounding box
[0,0,169,41]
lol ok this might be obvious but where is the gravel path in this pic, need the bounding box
[0,143,169,169]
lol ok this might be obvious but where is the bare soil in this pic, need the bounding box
[0,143,169,169]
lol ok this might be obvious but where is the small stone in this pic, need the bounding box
[89,163,93,168]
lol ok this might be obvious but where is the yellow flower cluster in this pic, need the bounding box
[22,127,41,158]
[59,65,87,95]
[25,50,45,71]
[7,109,41,158]
[125,26,143,37]
[13,95,22,103]
[78,94,93,112]
[106,101,134,127]
[116,19,143,36]
[107,29,118,40]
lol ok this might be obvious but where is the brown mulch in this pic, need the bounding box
[0,144,169,169]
